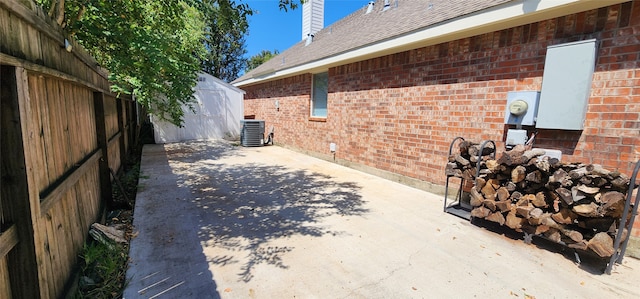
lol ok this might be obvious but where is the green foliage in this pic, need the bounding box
[75,241,128,298]
[246,49,280,72]
[33,0,303,125]
[198,0,252,82]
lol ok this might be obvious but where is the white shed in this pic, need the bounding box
[151,73,245,143]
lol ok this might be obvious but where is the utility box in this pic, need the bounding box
[504,91,540,126]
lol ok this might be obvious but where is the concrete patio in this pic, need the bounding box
[123,140,640,299]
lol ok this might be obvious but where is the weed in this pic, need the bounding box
[74,241,129,299]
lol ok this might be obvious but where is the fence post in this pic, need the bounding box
[1,66,41,299]
[93,92,113,213]
[116,98,127,162]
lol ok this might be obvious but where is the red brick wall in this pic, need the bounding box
[244,3,640,234]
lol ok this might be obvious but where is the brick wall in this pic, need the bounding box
[244,3,640,235]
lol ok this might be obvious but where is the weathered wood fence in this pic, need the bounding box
[0,1,140,298]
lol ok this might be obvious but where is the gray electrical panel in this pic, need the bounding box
[536,39,597,130]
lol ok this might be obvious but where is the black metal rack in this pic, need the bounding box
[443,137,496,220]
[606,159,640,274]
[442,136,639,274]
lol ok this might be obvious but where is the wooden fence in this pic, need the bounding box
[0,1,140,298]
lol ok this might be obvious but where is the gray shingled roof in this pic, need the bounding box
[234,0,513,84]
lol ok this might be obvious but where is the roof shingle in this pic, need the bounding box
[235,0,512,84]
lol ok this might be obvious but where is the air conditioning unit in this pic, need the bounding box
[240,120,265,147]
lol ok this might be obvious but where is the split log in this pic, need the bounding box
[535,159,550,172]
[549,169,572,187]
[587,232,615,257]
[462,169,475,181]
[571,187,588,203]
[592,176,608,187]
[522,149,546,161]
[600,192,625,218]
[468,144,495,157]
[469,187,484,207]
[458,140,474,155]
[535,224,550,235]
[485,160,501,173]
[561,229,583,243]
[475,177,487,190]
[544,228,562,243]
[496,187,510,201]
[527,208,544,225]
[540,216,561,229]
[471,206,491,218]
[525,170,543,183]
[532,192,547,208]
[511,166,526,183]
[483,200,497,211]
[495,200,512,212]
[506,212,525,231]
[497,145,527,166]
[569,167,588,179]
[511,191,523,202]
[574,184,600,195]
[486,212,506,226]
[445,162,462,177]
[516,205,535,218]
[555,188,573,205]
[551,209,578,225]
[587,164,611,177]
[481,182,496,199]
[572,202,601,218]
[454,154,471,167]
[611,175,630,191]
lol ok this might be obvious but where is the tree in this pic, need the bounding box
[246,49,280,72]
[199,0,252,82]
[35,0,206,125]
[33,0,302,125]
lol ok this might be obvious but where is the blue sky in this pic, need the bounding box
[243,0,367,59]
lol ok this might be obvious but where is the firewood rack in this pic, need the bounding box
[443,137,496,220]
[605,159,640,274]
[442,136,639,274]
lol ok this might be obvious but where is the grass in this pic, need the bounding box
[74,241,129,299]
[72,123,150,299]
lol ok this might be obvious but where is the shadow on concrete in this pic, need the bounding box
[126,141,242,299]
[166,143,368,282]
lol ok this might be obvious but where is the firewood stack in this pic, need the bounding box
[445,140,495,181]
[468,144,632,258]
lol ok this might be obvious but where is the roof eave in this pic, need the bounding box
[234,0,628,88]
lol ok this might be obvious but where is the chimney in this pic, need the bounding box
[302,0,324,40]
[383,0,391,12]
[366,1,375,14]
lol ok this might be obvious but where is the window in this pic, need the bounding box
[311,72,328,117]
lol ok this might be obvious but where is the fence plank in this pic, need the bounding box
[0,53,112,95]
[40,150,101,215]
[94,92,113,212]
[1,66,41,299]
[0,256,12,298]
[0,224,18,259]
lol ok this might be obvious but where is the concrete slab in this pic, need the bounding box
[124,140,640,299]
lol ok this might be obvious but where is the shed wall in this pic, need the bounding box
[153,74,244,143]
